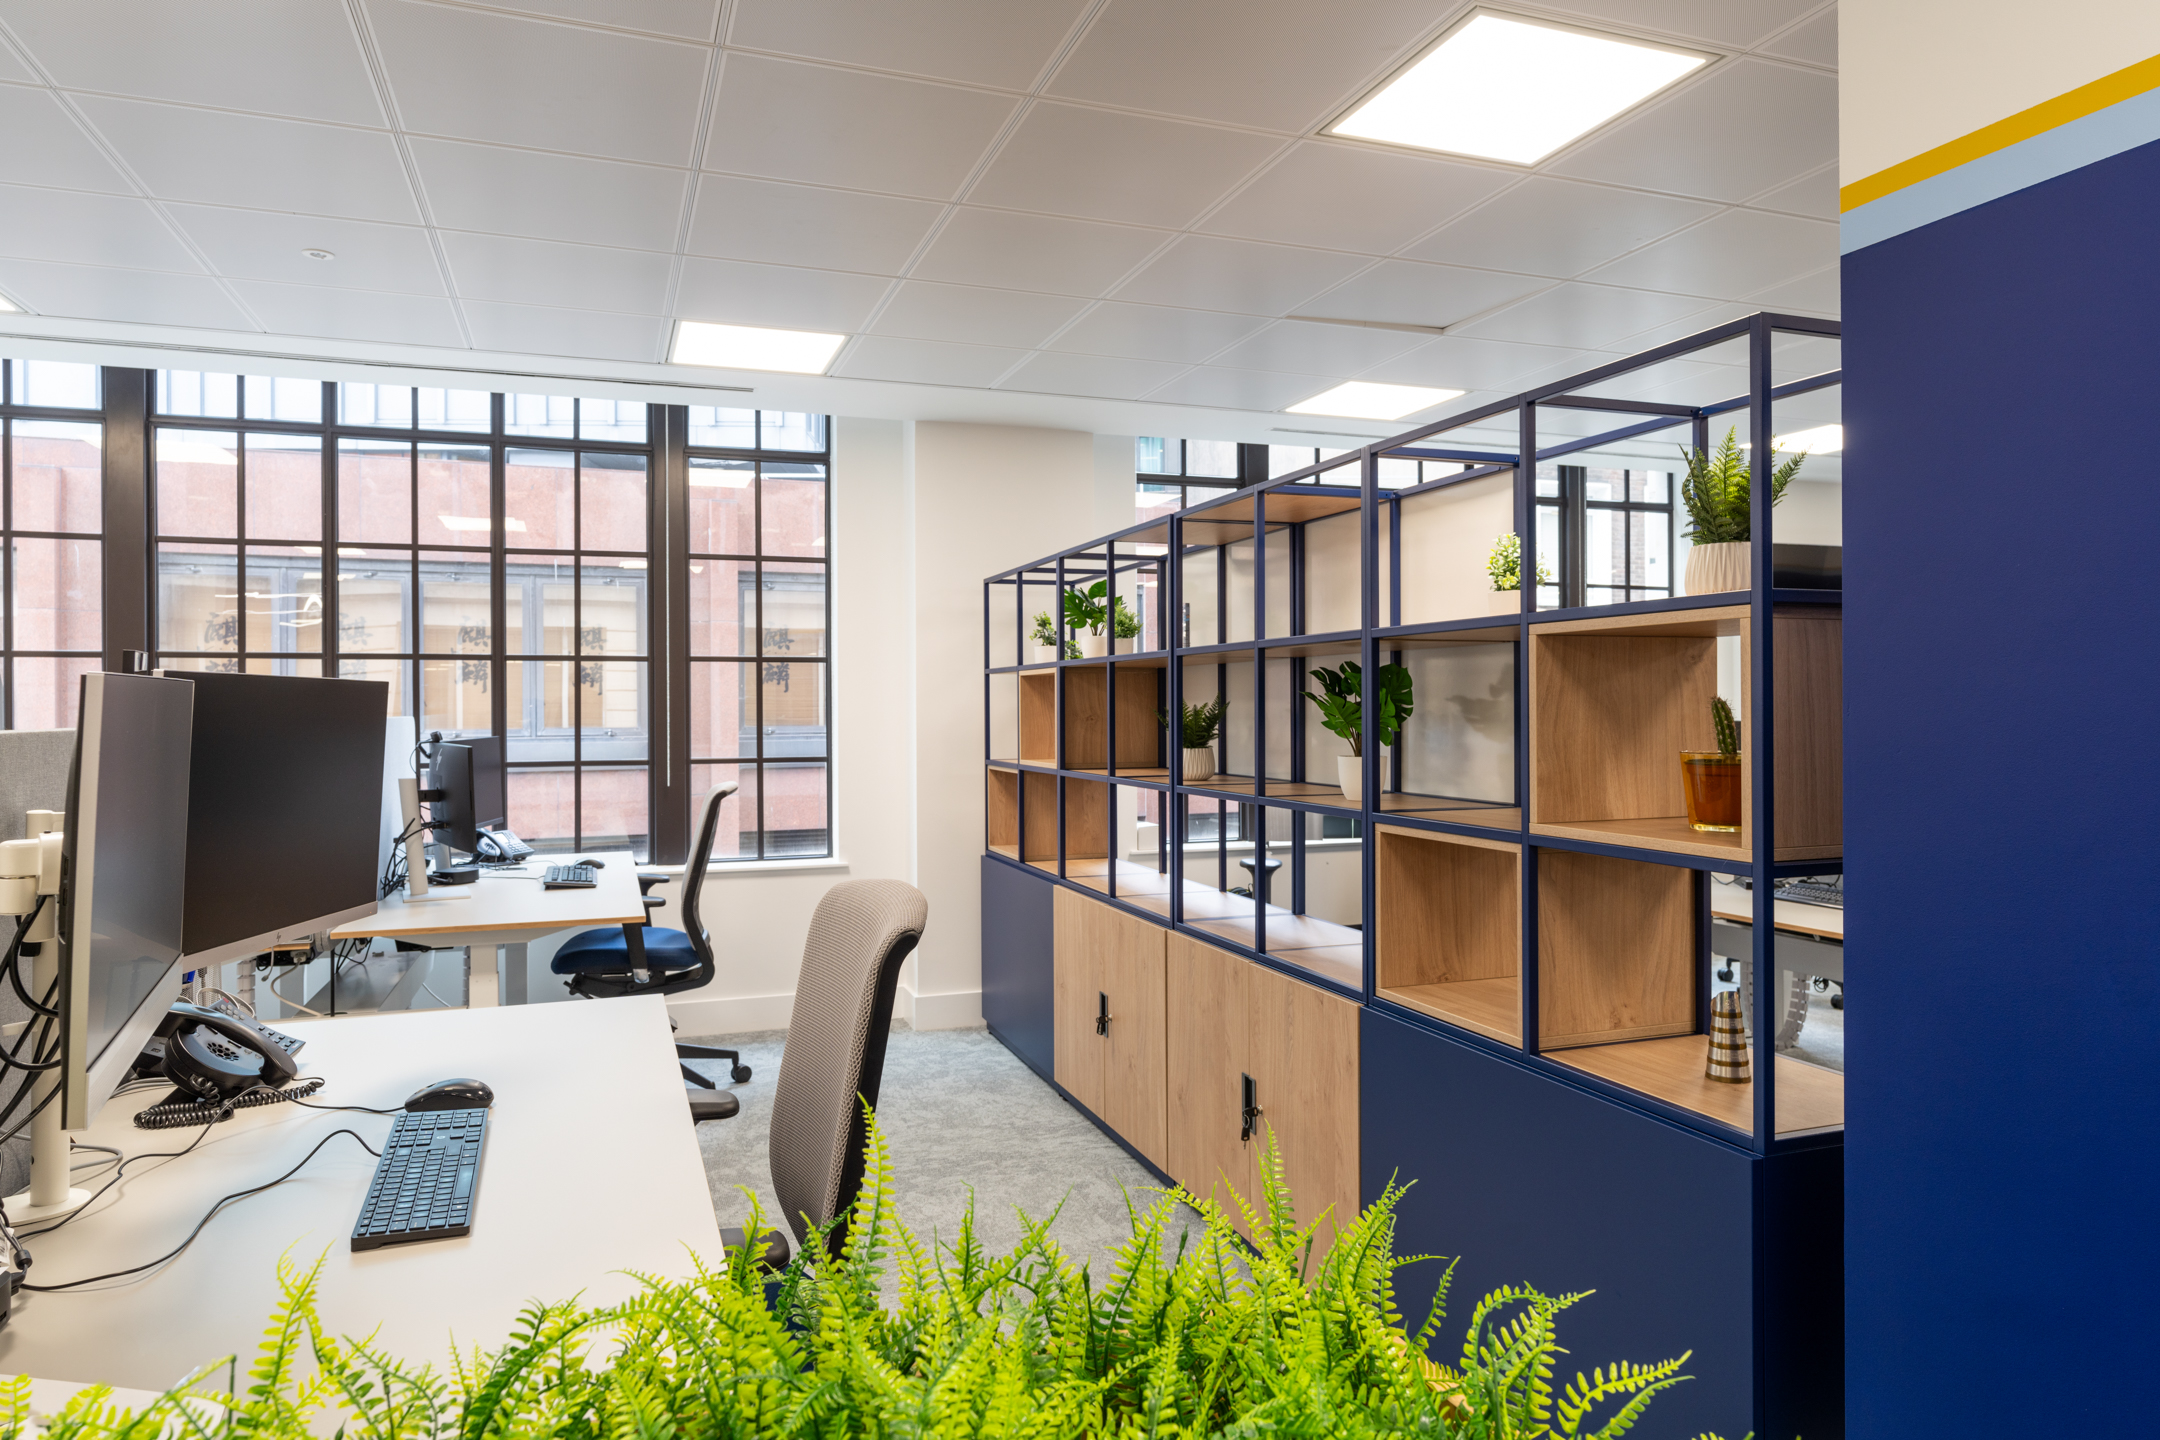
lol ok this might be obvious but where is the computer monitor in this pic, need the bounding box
[427,734,504,856]
[57,672,195,1126]
[173,672,389,972]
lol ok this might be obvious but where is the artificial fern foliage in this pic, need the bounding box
[10,1114,1738,1440]
[1679,425,1807,544]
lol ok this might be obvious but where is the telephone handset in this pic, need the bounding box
[475,827,534,863]
[152,1001,305,1103]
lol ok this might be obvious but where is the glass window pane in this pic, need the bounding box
[243,375,321,423]
[758,411,825,452]
[9,421,103,533]
[13,361,99,409]
[507,768,576,855]
[336,654,407,712]
[1631,469,1669,503]
[419,553,494,655]
[759,562,825,659]
[340,384,412,428]
[1187,439,1237,478]
[336,550,407,654]
[1534,502,1561,610]
[1584,468,1619,502]
[690,763,755,860]
[8,537,100,650]
[1634,510,1670,592]
[418,444,492,547]
[687,556,750,658]
[579,765,648,859]
[687,407,755,448]
[506,393,574,438]
[687,458,753,554]
[156,372,238,418]
[420,655,493,737]
[337,439,412,545]
[504,448,572,550]
[579,452,647,552]
[9,656,98,729]
[156,429,238,538]
[243,545,322,654]
[417,388,490,432]
[578,398,645,443]
[579,660,646,758]
[527,566,577,656]
[1535,463,1559,498]
[1135,437,1171,474]
[157,543,239,654]
[578,564,645,658]
[1269,445,1317,477]
[760,461,825,558]
[688,661,751,759]
[1583,508,1617,588]
[243,433,321,542]
[760,762,828,857]
[760,661,825,755]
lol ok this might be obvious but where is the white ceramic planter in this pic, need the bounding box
[1183,747,1216,783]
[1337,754,1363,808]
[1029,643,1059,665]
[1079,632,1109,658]
[1684,541,1750,595]
[1485,587,1524,615]
[1114,636,1134,654]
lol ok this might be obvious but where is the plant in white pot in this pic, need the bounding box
[1028,611,1075,664]
[1302,661,1413,808]
[1484,532,1550,613]
[1062,580,1111,657]
[1678,426,1806,595]
[1111,596,1143,654]
[1163,694,1229,782]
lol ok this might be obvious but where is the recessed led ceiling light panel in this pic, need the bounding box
[1330,11,1708,165]
[1776,423,1844,454]
[671,320,846,375]
[1286,381,1464,421]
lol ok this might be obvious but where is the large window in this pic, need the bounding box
[685,409,831,860]
[1135,436,1248,520]
[0,359,102,730]
[1534,463,1675,609]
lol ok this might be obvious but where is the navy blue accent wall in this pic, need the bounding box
[1363,1011,1767,1439]
[1843,138,2160,1437]
[979,856,1055,1081]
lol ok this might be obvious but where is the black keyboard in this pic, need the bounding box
[543,862,597,889]
[1775,880,1845,909]
[350,1107,489,1251]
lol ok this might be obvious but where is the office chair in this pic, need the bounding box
[548,783,751,1117]
[719,878,928,1269]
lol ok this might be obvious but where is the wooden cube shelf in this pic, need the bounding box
[1374,825,1520,1043]
[1064,662,1164,776]
[1528,604,1841,862]
[1020,771,1056,871]
[987,767,1018,859]
[1553,1034,1845,1135]
[1060,777,1110,875]
[1536,847,1693,1049]
[1017,671,1057,769]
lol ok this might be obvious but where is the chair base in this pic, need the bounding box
[679,1042,752,1085]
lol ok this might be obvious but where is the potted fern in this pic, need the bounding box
[1165,694,1229,782]
[1111,595,1143,653]
[1062,580,1111,657]
[1028,611,1064,664]
[1484,532,1549,613]
[1303,660,1413,807]
[1680,695,1742,832]
[1678,426,1806,595]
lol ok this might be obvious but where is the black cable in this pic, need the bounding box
[2,898,59,1019]
[288,1099,403,1116]
[21,1127,381,1292]
[17,1111,225,1241]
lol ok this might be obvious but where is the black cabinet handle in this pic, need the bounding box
[1240,1072,1261,1143]
[1095,991,1111,1036]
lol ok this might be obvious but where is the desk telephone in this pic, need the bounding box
[475,827,535,863]
[135,1002,305,1104]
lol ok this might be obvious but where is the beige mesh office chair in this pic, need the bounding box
[718,878,927,1267]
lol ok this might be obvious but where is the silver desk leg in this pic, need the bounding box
[468,945,499,1007]
[503,943,528,1005]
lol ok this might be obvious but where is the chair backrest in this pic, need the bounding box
[767,878,928,1251]
[666,781,734,991]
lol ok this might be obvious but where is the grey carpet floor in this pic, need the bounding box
[681,1025,1202,1283]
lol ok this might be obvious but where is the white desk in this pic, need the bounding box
[0,998,723,1394]
[330,851,647,1005]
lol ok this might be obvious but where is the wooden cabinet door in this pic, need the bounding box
[1052,887,1104,1115]
[1248,962,1361,1254]
[1166,932,1254,1219]
[1100,910,1168,1168]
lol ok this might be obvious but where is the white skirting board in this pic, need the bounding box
[665,985,982,1036]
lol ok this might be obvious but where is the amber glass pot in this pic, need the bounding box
[1679,751,1742,832]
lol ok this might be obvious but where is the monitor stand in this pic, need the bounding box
[2,948,91,1224]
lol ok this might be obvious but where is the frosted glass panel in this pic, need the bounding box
[1303,510,1361,634]
[1396,643,1515,804]
[1224,538,1255,644]
[1180,547,1218,647]
[1397,470,1515,625]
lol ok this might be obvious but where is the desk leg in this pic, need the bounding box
[503,943,528,1006]
[468,945,500,1008]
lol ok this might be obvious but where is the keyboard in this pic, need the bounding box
[350,1107,489,1251]
[543,862,598,889]
[1775,880,1845,909]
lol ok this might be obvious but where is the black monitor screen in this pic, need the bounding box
[178,672,388,965]
[468,734,506,830]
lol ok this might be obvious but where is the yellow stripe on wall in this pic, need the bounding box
[1841,51,2160,211]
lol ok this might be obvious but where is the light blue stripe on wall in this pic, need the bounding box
[1842,85,2160,253]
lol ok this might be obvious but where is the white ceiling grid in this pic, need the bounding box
[0,0,1838,436]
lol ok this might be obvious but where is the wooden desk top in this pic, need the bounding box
[330,850,647,941]
[1708,881,1844,940]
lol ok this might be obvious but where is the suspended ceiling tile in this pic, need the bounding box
[366,0,707,166]
[167,205,445,293]
[0,44,32,82]
[1201,142,1512,256]
[1147,365,1339,412]
[1047,0,1443,133]
[1529,0,1824,49]
[674,256,891,332]
[831,334,1029,387]
[997,351,1189,401]
[228,280,466,347]
[1581,208,1837,301]
[0,257,251,329]
[1301,259,1551,329]
[0,0,386,126]
[967,103,1279,230]
[728,0,1088,90]
[1409,177,1720,280]
[1360,335,1608,392]
[1452,282,1713,349]
[0,185,203,272]
[481,0,720,42]
[686,176,942,275]
[462,300,668,362]
[1113,235,1366,317]
[1206,319,1428,376]
[1750,165,1838,220]
[912,208,1166,297]
[78,97,422,223]
[1749,265,1839,316]
[868,279,1090,348]
[705,54,1016,200]
[410,139,687,250]
[1045,302,1270,364]
[441,231,673,314]
[1600,301,1751,352]
[0,85,129,192]
[1758,6,1837,66]
[1544,60,1836,204]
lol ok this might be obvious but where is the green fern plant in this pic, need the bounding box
[1304,660,1414,756]
[1487,531,1552,592]
[1679,426,1806,544]
[1161,694,1229,749]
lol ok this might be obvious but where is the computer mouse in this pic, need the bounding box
[574,856,605,868]
[405,1078,493,1111]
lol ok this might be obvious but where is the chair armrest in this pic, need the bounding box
[636,871,673,895]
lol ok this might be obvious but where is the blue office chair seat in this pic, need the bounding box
[550,924,700,975]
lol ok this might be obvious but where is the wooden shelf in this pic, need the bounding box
[1064,664,1162,773]
[1552,1034,1845,1134]
[1531,814,1743,860]
[1375,826,1519,1044]
[1537,847,1693,1050]
[1180,774,1356,808]
[987,755,1058,771]
[1019,671,1056,767]
[1188,910,1362,990]
[1379,795,1522,830]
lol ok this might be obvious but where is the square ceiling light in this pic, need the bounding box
[1330,11,1708,165]
[1776,423,1844,454]
[671,320,846,375]
[1287,381,1463,421]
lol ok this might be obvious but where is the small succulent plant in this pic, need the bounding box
[1712,696,1739,759]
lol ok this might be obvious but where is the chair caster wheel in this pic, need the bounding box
[731,1064,753,1084]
